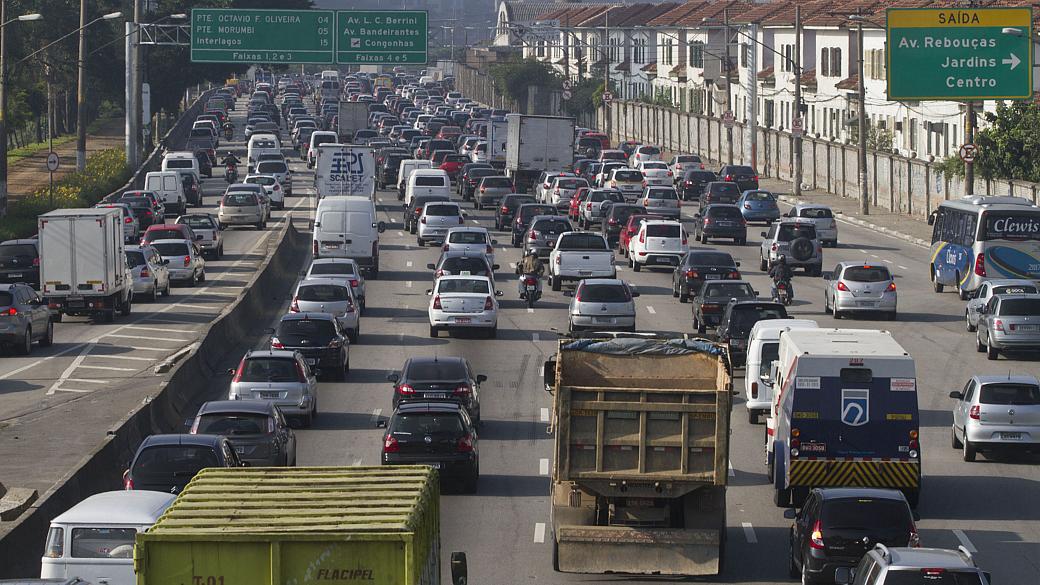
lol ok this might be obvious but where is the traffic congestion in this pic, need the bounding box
[2,66,1038,585]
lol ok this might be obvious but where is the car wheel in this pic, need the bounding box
[16,327,31,355]
[149,282,158,302]
[976,331,986,353]
[824,293,832,314]
[788,541,800,579]
[188,273,197,288]
[429,325,438,338]
[256,221,264,230]
[632,260,641,272]
[164,280,172,297]
[760,257,768,271]
[951,426,963,449]
[987,342,999,360]
[120,295,133,316]
[959,285,969,301]
[40,320,54,348]
[551,275,561,292]
[749,409,760,425]
[700,233,708,244]
[962,435,977,462]
[198,270,206,283]
[409,223,417,235]
[801,559,813,585]
[679,288,689,303]
[833,308,842,319]
[416,237,424,247]
[932,269,944,293]
[672,281,679,298]
[965,312,977,332]
[487,326,497,339]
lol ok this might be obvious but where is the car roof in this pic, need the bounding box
[406,355,465,366]
[882,547,978,569]
[438,274,492,282]
[139,433,224,448]
[816,487,908,502]
[297,277,350,288]
[197,400,276,416]
[150,238,193,246]
[280,311,335,322]
[641,219,682,226]
[835,261,892,269]
[973,373,1040,385]
[793,203,831,210]
[994,293,1040,301]
[579,278,626,287]
[50,490,176,525]
[981,278,1039,287]
[447,226,488,234]
[394,401,465,414]
[702,279,753,287]
[311,258,360,266]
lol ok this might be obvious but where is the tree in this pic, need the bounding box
[562,79,602,117]
[489,57,561,105]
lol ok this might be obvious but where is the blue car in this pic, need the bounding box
[738,190,780,224]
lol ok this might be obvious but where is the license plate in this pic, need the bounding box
[323,244,339,249]
[858,301,878,307]
[427,393,448,399]
[579,271,592,276]
[454,317,471,324]
[802,443,826,452]
[660,257,678,265]
[306,358,317,365]
[7,273,21,278]
[1000,432,1022,440]
[717,222,733,227]
[705,274,721,280]
[526,285,536,291]
[594,317,614,324]
[1016,324,1038,332]
[259,391,280,399]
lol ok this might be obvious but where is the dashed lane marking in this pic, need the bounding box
[953,529,977,553]
[472,220,481,225]
[126,326,191,333]
[64,378,109,385]
[539,458,550,476]
[532,333,540,342]
[898,265,908,270]
[406,261,413,267]
[397,231,405,237]
[406,281,413,288]
[870,254,880,259]
[646,306,657,314]
[742,522,758,544]
[509,262,516,269]
[75,365,135,372]
[534,523,546,543]
[527,308,534,313]
[883,259,893,264]
[859,249,868,254]
[370,408,382,423]
[729,462,735,477]
[89,355,155,362]
[102,333,190,342]
[540,407,550,422]
[53,387,91,393]
[351,457,363,467]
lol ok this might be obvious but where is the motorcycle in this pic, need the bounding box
[223,124,234,141]
[773,279,793,306]
[519,274,542,308]
[224,163,238,184]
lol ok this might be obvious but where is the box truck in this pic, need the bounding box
[505,114,574,193]
[314,143,376,198]
[337,101,370,143]
[486,118,508,168]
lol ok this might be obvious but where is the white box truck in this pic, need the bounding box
[487,118,508,169]
[337,101,370,143]
[505,114,575,193]
[39,207,133,322]
[314,143,376,199]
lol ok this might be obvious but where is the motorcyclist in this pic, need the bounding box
[768,254,794,301]
[220,151,241,167]
[221,152,240,182]
[516,248,545,298]
[222,121,234,139]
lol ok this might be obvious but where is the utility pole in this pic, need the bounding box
[724,8,733,165]
[76,0,87,171]
[793,6,802,197]
[131,0,142,166]
[0,0,7,218]
[856,17,869,214]
[965,102,975,193]
[604,8,612,140]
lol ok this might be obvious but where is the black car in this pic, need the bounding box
[0,239,40,288]
[181,174,202,207]
[193,149,213,178]
[715,300,788,367]
[267,313,349,379]
[405,194,451,234]
[190,400,297,467]
[679,169,718,201]
[376,152,410,189]
[119,195,161,229]
[692,204,747,245]
[600,203,646,246]
[701,181,742,206]
[672,249,741,303]
[387,356,486,423]
[381,402,479,493]
[787,488,918,584]
[428,251,498,280]
[459,166,497,200]
[692,280,757,333]
[495,194,536,230]
[511,203,558,246]
[123,434,242,494]
[719,164,759,192]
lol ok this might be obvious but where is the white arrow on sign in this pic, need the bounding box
[1003,53,1021,70]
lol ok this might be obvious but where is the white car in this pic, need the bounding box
[125,244,171,301]
[629,145,662,168]
[469,141,488,163]
[443,226,497,266]
[638,161,673,186]
[417,201,466,246]
[243,174,285,209]
[427,275,502,338]
[150,238,205,286]
[304,258,367,310]
[627,220,687,272]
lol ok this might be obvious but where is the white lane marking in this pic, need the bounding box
[533,523,546,543]
[64,378,109,384]
[89,355,154,362]
[509,262,516,269]
[539,458,550,476]
[406,281,413,288]
[75,365,136,372]
[406,261,413,267]
[540,407,550,422]
[870,254,880,259]
[646,306,656,314]
[54,387,91,393]
[398,333,404,341]
[532,333,540,342]
[0,343,89,381]
[102,333,189,342]
[728,462,735,477]
[527,308,534,313]
[742,522,758,544]
[126,326,189,333]
[397,231,405,237]
[883,259,893,264]
[370,408,382,423]
[351,457,363,467]
[472,220,481,225]
[46,343,96,395]
[122,346,169,351]
[952,529,977,553]
[202,290,240,296]
[859,249,868,254]
[898,265,908,270]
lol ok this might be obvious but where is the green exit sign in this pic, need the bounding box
[191,9,334,64]
[887,7,1033,100]
[336,11,428,65]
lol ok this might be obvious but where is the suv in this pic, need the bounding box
[495,194,535,231]
[701,181,741,206]
[381,402,480,493]
[266,313,349,383]
[715,300,788,367]
[679,169,718,201]
[787,488,919,585]
[759,219,823,275]
[672,249,741,303]
[511,203,557,247]
[525,216,574,258]
[949,374,1040,461]
[0,282,53,355]
[123,434,242,494]
[836,545,990,585]
[718,164,759,191]
[386,356,486,422]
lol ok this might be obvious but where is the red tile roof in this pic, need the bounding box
[757,65,775,80]
[836,73,860,90]
[647,2,706,26]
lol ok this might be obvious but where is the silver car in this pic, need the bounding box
[547,176,589,210]
[759,219,823,275]
[150,239,205,286]
[176,213,224,260]
[0,283,52,355]
[579,189,625,229]
[305,258,366,309]
[950,374,1040,461]
[638,161,672,186]
[567,278,639,333]
[291,278,360,343]
[126,245,171,301]
[444,226,496,266]
[191,400,297,467]
[474,176,513,210]
[975,294,1040,359]
[417,201,465,246]
[524,216,573,258]
[964,279,1038,332]
[254,159,293,196]
[785,203,838,246]
[824,262,898,320]
[96,202,139,243]
[639,186,681,219]
[219,191,265,229]
[227,349,319,427]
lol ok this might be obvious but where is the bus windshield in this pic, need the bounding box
[979,210,1040,241]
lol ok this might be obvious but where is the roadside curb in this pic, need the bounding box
[776,195,930,250]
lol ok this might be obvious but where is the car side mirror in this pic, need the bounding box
[976,306,986,313]
[927,212,936,226]
[476,374,488,384]
[760,231,767,237]
[735,261,741,267]
[427,263,436,270]
[753,290,760,296]
[495,290,504,297]
[426,289,433,295]
[949,391,964,400]
[376,419,387,428]
[694,213,701,218]
[783,509,796,519]
[162,259,170,265]
[834,567,853,585]
[314,221,321,228]
[492,264,500,270]
[759,373,773,387]
[377,221,387,233]
[563,290,573,297]
[491,239,498,245]
[387,372,400,383]
[822,272,831,280]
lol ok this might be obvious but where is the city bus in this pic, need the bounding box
[928,195,1040,299]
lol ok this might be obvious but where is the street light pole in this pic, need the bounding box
[724,8,733,165]
[793,6,802,197]
[76,0,87,171]
[604,8,612,140]
[856,17,869,215]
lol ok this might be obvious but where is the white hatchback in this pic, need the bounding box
[427,275,502,338]
[638,161,673,186]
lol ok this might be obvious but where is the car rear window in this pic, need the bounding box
[676,155,700,163]
[579,284,630,302]
[449,231,487,245]
[442,257,490,275]
[707,206,743,219]
[520,206,554,221]
[152,242,189,256]
[640,146,661,155]
[223,193,257,206]
[416,176,447,187]
[729,306,787,336]
[642,162,668,170]
[557,179,587,189]
[613,170,642,182]
[121,196,151,208]
[70,527,136,559]
[391,412,465,435]
[0,244,36,259]
[482,177,512,188]
[997,298,1040,314]
[297,284,349,302]
[406,360,467,380]
[165,159,194,169]
[278,319,335,339]
[247,176,277,186]
[745,191,775,202]
[799,207,833,219]
[180,216,216,230]
[132,446,218,477]
[703,283,754,299]
[310,263,356,276]
[126,251,147,267]
[425,204,459,216]
[646,224,681,237]
[0,292,14,306]
[534,219,571,233]
[821,498,911,531]
[437,279,490,294]
[196,412,272,435]
[558,234,608,250]
[445,154,468,163]
[648,189,677,200]
[710,182,740,194]
[992,284,1037,295]
[777,224,817,241]
[843,266,891,282]
[979,383,1040,405]
[881,570,984,585]
[688,252,736,267]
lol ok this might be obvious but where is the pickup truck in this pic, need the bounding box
[548,231,615,291]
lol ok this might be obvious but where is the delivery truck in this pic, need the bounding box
[314,143,376,198]
[39,207,133,322]
[337,101,370,143]
[134,467,468,585]
[505,114,574,193]
[543,335,731,576]
[486,119,508,169]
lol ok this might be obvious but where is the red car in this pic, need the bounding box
[439,154,470,180]
[569,187,592,222]
[141,223,197,246]
[617,214,666,256]
[437,125,463,141]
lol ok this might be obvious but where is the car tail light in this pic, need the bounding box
[701,303,721,313]
[453,384,472,397]
[501,205,509,213]
[32,257,40,266]
[728,271,740,279]
[327,337,343,348]
[675,164,683,171]
[555,255,561,264]
[887,282,897,291]
[724,174,733,181]
[232,360,245,383]
[442,244,450,251]
[751,381,758,399]
[771,242,779,252]
[638,230,646,244]
[421,217,427,224]
[123,472,134,490]
[703,218,711,227]
[270,337,284,349]
[682,233,688,246]
[609,218,617,225]
[586,202,592,210]
[809,520,824,550]
[5,307,16,316]
[994,319,1005,332]
[183,255,191,267]
[349,279,359,288]
[124,216,133,224]
[974,252,986,276]
[140,268,150,278]
[666,171,673,177]
[700,163,705,169]
[969,405,981,420]
[458,216,464,224]
[290,296,300,312]
[836,281,849,292]
[396,384,415,395]
[529,231,538,240]
[483,296,494,310]
[383,435,400,453]
[685,270,698,279]
[754,175,759,182]
[432,295,442,309]
[415,206,423,214]
[457,434,475,452]
[312,240,319,256]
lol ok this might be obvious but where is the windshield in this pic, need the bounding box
[979,383,1040,405]
[980,210,1040,241]
[0,244,35,259]
[437,279,491,294]
[578,284,630,302]
[997,298,1040,314]
[152,242,189,256]
[310,263,356,276]
[843,266,892,282]
[297,284,349,302]
[449,231,488,245]
[196,413,272,435]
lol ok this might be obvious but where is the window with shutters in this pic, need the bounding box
[741,43,749,68]
[689,41,703,68]
[820,48,830,76]
[831,48,843,78]
[663,39,673,66]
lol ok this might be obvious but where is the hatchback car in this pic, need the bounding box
[701,181,742,206]
[693,204,747,245]
[950,374,1040,461]
[381,402,479,493]
[629,145,662,168]
[787,488,918,585]
[387,356,486,422]
[567,278,639,333]
[428,252,497,281]
[175,213,223,260]
[458,164,495,199]
[123,434,242,494]
[0,239,40,288]
[964,279,1038,331]
[304,258,366,309]
[290,278,360,343]
[638,161,672,187]
[738,190,781,224]
[0,282,52,354]
[511,203,558,246]
[405,194,451,234]
[417,201,466,246]
[150,239,205,286]
[824,262,898,320]
[243,174,285,209]
[692,280,758,333]
[474,176,513,210]
[267,313,350,381]
[640,186,681,219]
[524,216,573,258]
[835,545,990,585]
[219,191,266,229]
[228,349,321,424]
[672,249,742,303]
[579,189,626,229]
[546,176,589,210]
[679,169,718,201]
[190,400,296,466]
[975,294,1040,359]
[495,194,536,230]
[786,204,839,247]
[427,275,501,338]
[718,164,759,191]
[443,226,496,265]
[606,168,645,201]
[118,194,161,230]
[716,300,789,367]
[627,220,687,272]
[125,245,171,301]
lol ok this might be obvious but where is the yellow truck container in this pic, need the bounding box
[134,467,443,585]
[543,335,731,576]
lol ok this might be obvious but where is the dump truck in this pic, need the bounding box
[134,466,468,585]
[543,335,731,576]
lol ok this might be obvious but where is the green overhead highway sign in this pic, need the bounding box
[336,11,428,65]
[887,7,1033,100]
[191,9,334,64]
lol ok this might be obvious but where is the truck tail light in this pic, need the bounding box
[383,436,400,453]
[969,405,981,420]
[809,520,824,550]
[483,296,494,310]
[974,252,986,276]
[457,434,475,452]
[750,381,758,399]
[124,217,133,224]
[836,281,849,292]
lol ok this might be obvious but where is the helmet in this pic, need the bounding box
[227,151,233,156]
[525,248,538,257]
[777,254,786,263]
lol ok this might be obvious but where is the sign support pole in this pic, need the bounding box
[793,6,802,197]
[858,18,869,215]
[965,101,975,194]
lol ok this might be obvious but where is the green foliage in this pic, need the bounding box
[489,57,561,104]
[638,89,674,107]
[562,80,603,117]
[970,101,1040,182]
[849,124,895,152]
[934,155,964,178]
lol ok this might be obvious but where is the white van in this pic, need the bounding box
[247,134,281,171]
[41,491,176,585]
[397,159,433,201]
[744,319,818,424]
[143,171,185,216]
[307,130,338,168]
[313,196,386,277]
[161,151,201,181]
[405,168,450,207]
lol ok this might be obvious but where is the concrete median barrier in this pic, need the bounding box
[0,216,310,578]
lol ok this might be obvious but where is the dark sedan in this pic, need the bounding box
[123,434,242,494]
[381,402,479,493]
[511,203,557,247]
[495,194,536,230]
[190,400,296,466]
[679,169,718,201]
[600,203,646,247]
[0,239,40,288]
[692,280,757,333]
[692,204,747,245]
[267,312,349,378]
[672,249,741,303]
[387,355,486,422]
[716,300,788,367]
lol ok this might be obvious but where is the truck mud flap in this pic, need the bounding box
[556,526,721,576]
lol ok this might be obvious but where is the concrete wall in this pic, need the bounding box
[600,100,1040,218]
